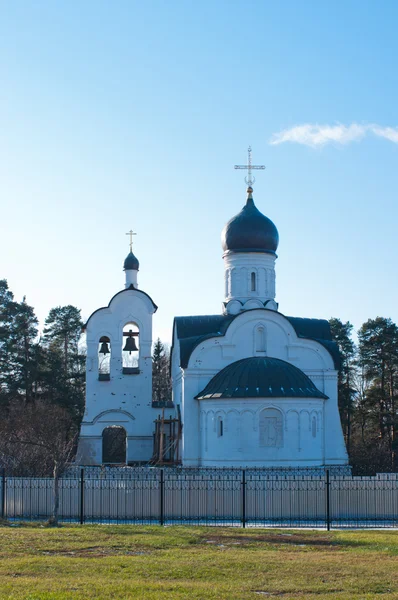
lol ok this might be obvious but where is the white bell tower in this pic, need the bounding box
[76,234,157,466]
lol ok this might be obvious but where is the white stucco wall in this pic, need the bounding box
[199,399,324,467]
[76,287,158,465]
[223,252,277,314]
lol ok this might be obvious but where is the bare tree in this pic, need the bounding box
[0,401,77,524]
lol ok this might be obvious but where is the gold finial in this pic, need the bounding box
[234,146,265,187]
[126,229,137,252]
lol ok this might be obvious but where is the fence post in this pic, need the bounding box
[159,468,164,526]
[80,468,85,525]
[241,469,246,528]
[325,469,331,531]
[1,468,5,520]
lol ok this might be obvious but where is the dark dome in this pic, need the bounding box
[221,188,279,255]
[123,251,139,271]
[195,357,327,400]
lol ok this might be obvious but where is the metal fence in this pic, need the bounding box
[1,468,398,529]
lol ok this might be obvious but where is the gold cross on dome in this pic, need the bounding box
[234,146,265,187]
[126,229,137,252]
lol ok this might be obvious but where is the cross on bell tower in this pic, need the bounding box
[126,229,137,252]
[234,146,265,188]
[124,229,139,288]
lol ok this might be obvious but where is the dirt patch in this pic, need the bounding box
[252,591,345,597]
[201,532,338,549]
[41,546,151,558]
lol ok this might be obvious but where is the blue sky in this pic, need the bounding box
[1,0,397,343]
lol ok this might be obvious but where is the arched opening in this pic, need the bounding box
[98,336,111,381]
[312,416,317,438]
[251,271,256,292]
[259,408,283,447]
[255,326,266,352]
[122,322,140,374]
[102,426,127,464]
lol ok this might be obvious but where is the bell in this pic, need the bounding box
[99,341,110,355]
[123,335,138,354]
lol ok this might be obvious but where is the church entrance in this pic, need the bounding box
[102,426,127,464]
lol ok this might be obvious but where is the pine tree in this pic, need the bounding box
[0,280,15,404]
[152,338,172,404]
[42,306,85,421]
[358,317,398,470]
[329,318,356,453]
[0,282,39,404]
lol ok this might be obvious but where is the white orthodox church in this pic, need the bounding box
[76,166,348,469]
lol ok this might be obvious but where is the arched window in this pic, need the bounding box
[251,271,256,292]
[312,416,317,438]
[102,426,127,464]
[217,417,224,438]
[98,336,111,381]
[256,326,266,352]
[122,323,139,374]
[259,408,283,447]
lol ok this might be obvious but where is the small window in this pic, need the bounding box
[256,327,266,352]
[122,323,140,374]
[98,336,111,381]
[312,416,317,438]
[217,418,223,438]
[251,272,256,292]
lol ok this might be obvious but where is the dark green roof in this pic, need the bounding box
[196,357,328,400]
[172,311,340,370]
[124,251,139,271]
[221,192,279,256]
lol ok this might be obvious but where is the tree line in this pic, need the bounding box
[330,317,398,474]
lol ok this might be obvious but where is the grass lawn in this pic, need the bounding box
[0,523,397,599]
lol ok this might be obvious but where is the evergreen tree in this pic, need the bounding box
[357,317,398,470]
[0,280,15,404]
[42,306,85,421]
[152,338,172,404]
[0,282,39,404]
[329,318,356,453]
[11,298,39,402]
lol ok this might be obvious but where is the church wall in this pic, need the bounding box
[181,375,201,466]
[198,398,325,467]
[177,308,347,467]
[322,374,349,465]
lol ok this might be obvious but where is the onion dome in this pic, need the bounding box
[221,187,279,255]
[123,251,139,271]
[195,357,327,400]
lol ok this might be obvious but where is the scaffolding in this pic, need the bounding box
[152,406,182,465]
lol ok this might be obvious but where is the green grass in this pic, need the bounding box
[0,523,397,599]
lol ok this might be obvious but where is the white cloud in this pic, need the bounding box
[270,123,398,147]
[371,126,398,143]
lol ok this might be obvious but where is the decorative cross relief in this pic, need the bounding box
[259,409,283,447]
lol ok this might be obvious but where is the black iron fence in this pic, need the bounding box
[1,467,398,529]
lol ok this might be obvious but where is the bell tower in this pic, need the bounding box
[76,236,158,466]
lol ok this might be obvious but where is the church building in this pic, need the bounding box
[77,154,348,469]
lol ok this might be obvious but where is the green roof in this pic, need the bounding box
[196,356,328,400]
